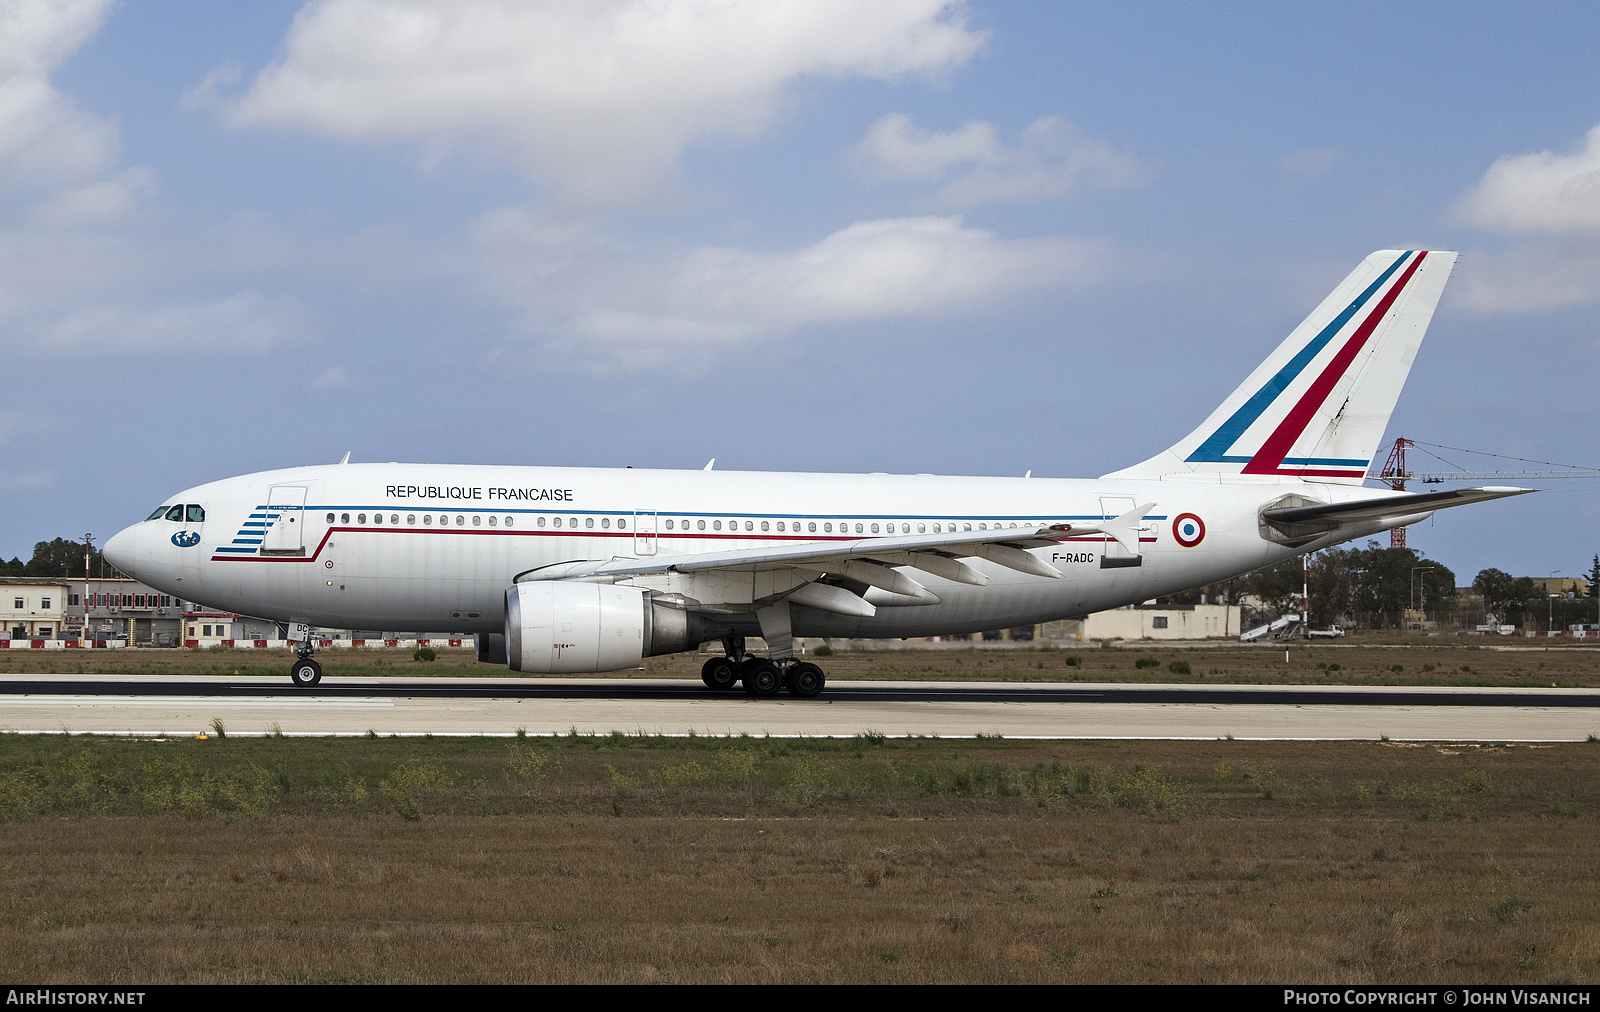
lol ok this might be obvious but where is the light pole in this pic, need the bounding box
[1549,571,1563,635]
[1410,567,1435,624]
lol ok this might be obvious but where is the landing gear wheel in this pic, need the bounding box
[785,662,825,698]
[290,657,322,688]
[701,655,740,691]
[740,658,783,697]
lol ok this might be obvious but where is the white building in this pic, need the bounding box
[1046,602,1241,641]
[1,579,69,639]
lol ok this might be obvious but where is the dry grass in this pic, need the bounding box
[0,735,1597,983]
[5,638,1599,687]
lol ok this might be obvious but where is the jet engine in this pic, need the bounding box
[504,581,708,673]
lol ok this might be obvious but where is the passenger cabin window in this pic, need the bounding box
[357,514,367,524]
[617,519,625,529]
[665,519,674,530]
[407,515,416,525]
[505,517,513,527]
[488,516,497,527]
[712,520,722,531]
[186,505,205,522]
[809,522,816,532]
[341,513,350,523]
[456,515,465,526]
[326,513,336,523]
[424,515,433,526]
[473,515,482,527]
[760,521,769,532]
[165,506,184,522]
[586,518,595,529]
[697,520,705,530]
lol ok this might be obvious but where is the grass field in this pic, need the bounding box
[4,637,1600,687]
[1,732,1597,983]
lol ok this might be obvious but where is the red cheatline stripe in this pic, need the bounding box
[1243,251,1428,476]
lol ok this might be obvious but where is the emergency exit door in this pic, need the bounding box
[633,510,657,556]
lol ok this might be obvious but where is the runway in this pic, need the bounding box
[2,674,1597,740]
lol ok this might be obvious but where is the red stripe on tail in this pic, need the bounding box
[1242,251,1428,476]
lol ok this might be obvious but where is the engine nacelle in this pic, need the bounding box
[504,581,708,673]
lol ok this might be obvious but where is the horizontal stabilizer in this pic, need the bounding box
[1262,486,1532,526]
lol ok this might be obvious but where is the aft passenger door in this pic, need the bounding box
[1098,496,1142,569]
[262,485,308,555]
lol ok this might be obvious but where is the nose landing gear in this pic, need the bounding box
[289,634,322,687]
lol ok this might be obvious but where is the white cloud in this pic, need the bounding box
[1448,123,1600,313]
[310,365,350,391]
[850,114,1154,206]
[472,213,1112,368]
[1454,123,1600,234]
[0,468,54,491]
[220,0,984,205]
[0,0,119,194]
[1451,243,1600,314]
[38,292,311,354]
[1277,147,1343,181]
[0,5,321,360]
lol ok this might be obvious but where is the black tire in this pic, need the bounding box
[741,658,782,697]
[290,657,322,688]
[785,662,825,698]
[701,656,740,691]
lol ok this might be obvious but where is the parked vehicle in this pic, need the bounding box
[1306,625,1345,639]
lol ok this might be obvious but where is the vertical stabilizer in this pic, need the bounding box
[1105,249,1457,485]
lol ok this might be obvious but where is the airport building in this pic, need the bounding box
[1,578,69,639]
[1044,602,1241,641]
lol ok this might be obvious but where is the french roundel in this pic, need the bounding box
[1172,513,1205,548]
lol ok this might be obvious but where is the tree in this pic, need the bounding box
[1240,558,1306,623]
[1588,555,1600,599]
[1474,568,1538,627]
[20,538,105,579]
[0,557,22,576]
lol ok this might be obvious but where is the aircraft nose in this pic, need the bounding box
[102,525,139,577]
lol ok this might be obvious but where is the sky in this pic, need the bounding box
[1,0,1598,585]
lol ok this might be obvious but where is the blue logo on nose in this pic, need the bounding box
[172,531,201,548]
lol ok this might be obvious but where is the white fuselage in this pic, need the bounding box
[105,462,1397,639]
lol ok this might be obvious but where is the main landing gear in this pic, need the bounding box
[289,639,322,688]
[699,637,825,698]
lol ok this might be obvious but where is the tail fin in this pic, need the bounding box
[1106,250,1457,485]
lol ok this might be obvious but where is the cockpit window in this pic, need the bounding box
[147,506,169,521]
[186,505,206,523]
[164,505,184,522]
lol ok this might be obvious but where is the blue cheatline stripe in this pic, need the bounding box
[1186,251,1412,464]
[313,506,1169,522]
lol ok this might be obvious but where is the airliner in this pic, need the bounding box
[104,250,1528,694]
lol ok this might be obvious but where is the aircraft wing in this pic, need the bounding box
[1261,486,1532,527]
[517,503,1157,592]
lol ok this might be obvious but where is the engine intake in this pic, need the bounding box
[504,581,708,673]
